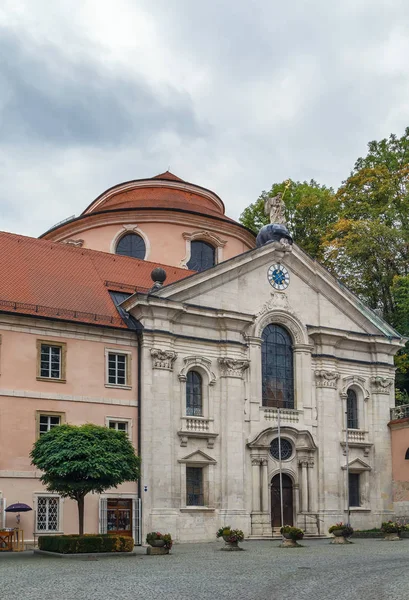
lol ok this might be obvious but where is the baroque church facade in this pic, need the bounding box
[0,171,404,542]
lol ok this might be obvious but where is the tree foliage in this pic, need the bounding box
[30,424,140,534]
[240,179,338,260]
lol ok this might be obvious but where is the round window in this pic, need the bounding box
[270,438,293,460]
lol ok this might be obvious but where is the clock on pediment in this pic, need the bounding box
[267,264,290,290]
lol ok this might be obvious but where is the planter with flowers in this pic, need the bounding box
[381,521,401,541]
[216,526,245,551]
[146,532,173,555]
[280,525,304,548]
[328,522,354,544]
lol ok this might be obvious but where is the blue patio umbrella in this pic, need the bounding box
[5,502,32,525]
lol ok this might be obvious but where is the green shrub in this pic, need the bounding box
[381,521,402,534]
[38,534,134,554]
[328,522,354,537]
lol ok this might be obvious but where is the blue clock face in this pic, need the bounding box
[267,264,290,290]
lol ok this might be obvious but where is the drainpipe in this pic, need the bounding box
[136,329,142,545]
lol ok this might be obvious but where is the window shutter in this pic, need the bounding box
[99,497,108,534]
[132,498,137,545]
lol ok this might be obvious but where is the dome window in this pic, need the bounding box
[116,233,146,260]
[187,241,215,272]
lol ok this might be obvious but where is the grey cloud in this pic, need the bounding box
[0,29,204,147]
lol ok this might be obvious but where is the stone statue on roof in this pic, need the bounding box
[264,192,286,225]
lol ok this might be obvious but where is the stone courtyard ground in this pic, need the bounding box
[1,539,409,600]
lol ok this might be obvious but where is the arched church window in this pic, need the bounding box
[186,371,203,416]
[347,388,358,429]
[262,324,294,409]
[187,241,215,272]
[116,233,146,259]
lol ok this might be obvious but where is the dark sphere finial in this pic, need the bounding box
[151,267,167,285]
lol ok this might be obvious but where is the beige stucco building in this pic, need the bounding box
[0,171,405,543]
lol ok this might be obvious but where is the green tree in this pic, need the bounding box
[240,179,338,260]
[324,128,409,321]
[30,424,140,534]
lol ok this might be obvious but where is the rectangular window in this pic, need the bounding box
[37,340,66,382]
[108,420,129,434]
[39,415,61,436]
[349,473,360,507]
[37,496,59,531]
[41,345,61,378]
[186,467,204,506]
[108,353,127,386]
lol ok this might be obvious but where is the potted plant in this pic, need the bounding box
[280,525,304,547]
[146,532,173,550]
[381,521,401,541]
[216,526,244,551]
[328,522,354,544]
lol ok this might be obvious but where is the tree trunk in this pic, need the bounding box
[77,495,85,535]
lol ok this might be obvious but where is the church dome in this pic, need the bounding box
[40,171,255,271]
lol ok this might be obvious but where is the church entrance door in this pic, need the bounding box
[271,474,293,527]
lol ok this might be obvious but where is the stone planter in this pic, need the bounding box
[150,539,166,548]
[221,535,243,551]
[330,530,351,544]
[280,534,303,548]
[383,532,400,541]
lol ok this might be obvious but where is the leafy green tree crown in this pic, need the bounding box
[30,423,140,498]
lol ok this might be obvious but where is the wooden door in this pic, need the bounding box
[107,499,132,536]
[271,474,293,527]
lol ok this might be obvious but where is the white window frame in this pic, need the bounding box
[105,417,132,438]
[37,340,67,383]
[34,493,63,534]
[105,348,132,389]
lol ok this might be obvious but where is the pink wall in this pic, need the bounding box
[52,216,255,268]
[389,419,409,501]
[0,324,139,539]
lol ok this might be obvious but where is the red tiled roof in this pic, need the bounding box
[0,231,193,329]
[88,186,231,220]
[152,171,185,182]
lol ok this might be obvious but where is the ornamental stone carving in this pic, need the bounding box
[314,370,340,389]
[219,357,250,378]
[370,376,394,394]
[150,349,177,370]
[178,356,216,385]
[63,239,84,247]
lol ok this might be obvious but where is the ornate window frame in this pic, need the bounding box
[177,357,218,448]
[110,224,150,260]
[33,492,64,534]
[178,450,216,511]
[180,231,227,269]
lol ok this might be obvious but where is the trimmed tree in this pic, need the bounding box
[30,423,140,535]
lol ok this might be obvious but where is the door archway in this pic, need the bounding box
[271,473,293,527]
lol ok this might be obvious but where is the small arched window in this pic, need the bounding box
[116,233,146,259]
[186,371,202,416]
[262,324,294,409]
[347,388,358,429]
[187,241,215,272]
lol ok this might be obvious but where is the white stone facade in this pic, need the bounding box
[125,242,403,541]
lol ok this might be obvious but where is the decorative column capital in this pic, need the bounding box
[370,376,393,394]
[150,348,177,370]
[314,370,340,389]
[251,457,262,466]
[260,458,268,467]
[219,357,250,378]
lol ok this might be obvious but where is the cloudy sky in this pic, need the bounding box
[1,0,409,237]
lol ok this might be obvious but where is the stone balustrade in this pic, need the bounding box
[261,407,300,423]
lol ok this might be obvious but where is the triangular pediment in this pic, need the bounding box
[342,457,372,471]
[152,242,401,339]
[178,449,216,464]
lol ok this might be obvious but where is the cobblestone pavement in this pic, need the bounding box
[1,539,409,600]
